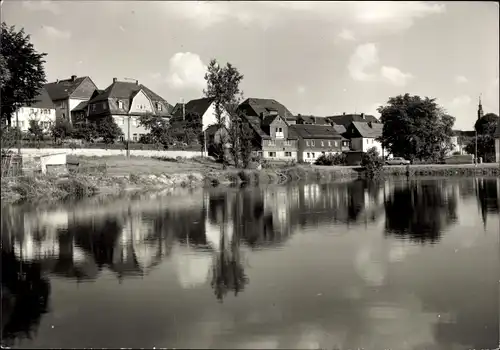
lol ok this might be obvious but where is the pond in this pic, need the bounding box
[1,178,499,349]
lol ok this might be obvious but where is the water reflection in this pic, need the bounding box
[1,178,498,348]
[384,180,459,243]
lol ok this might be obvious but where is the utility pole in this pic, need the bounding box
[126,116,131,158]
[181,98,185,121]
[15,105,21,154]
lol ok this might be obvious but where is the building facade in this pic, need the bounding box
[290,124,345,163]
[44,75,98,124]
[12,88,56,132]
[346,121,384,156]
[86,78,172,141]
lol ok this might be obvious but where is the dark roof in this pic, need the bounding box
[171,103,185,118]
[452,130,475,137]
[290,124,343,139]
[333,124,347,134]
[351,121,383,138]
[262,115,278,126]
[72,100,89,112]
[45,76,91,101]
[27,88,55,109]
[327,113,379,127]
[238,98,294,119]
[183,98,213,118]
[241,114,271,140]
[296,115,330,125]
[88,80,173,115]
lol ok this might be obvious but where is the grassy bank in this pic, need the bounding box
[1,155,498,204]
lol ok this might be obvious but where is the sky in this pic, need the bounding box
[3,1,499,130]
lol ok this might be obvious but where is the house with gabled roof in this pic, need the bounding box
[290,124,348,163]
[345,121,384,156]
[237,98,299,160]
[170,97,231,131]
[86,78,173,142]
[12,87,56,132]
[44,75,98,124]
[296,114,331,126]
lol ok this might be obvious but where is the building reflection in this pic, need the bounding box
[475,177,500,227]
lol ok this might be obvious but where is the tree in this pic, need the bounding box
[138,114,172,148]
[464,113,499,162]
[50,116,73,143]
[204,59,244,166]
[27,119,44,146]
[71,121,98,143]
[1,23,46,126]
[228,114,255,168]
[0,125,21,154]
[377,94,455,163]
[361,147,384,178]
[95,116,123,144]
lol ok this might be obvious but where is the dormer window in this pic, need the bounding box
[91,104,96,111]
[157,103,162,111]
[118,100,124,109]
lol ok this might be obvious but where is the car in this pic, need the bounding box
[385,157,411,165]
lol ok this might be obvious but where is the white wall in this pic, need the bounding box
[263,150,297,161]
[69,98,87,112]
[129,90,154,114]
[12,107,56,132]
[355,137,384,154]
[302,151,339,163]
[202,102,231,131]
[19,148,204,158]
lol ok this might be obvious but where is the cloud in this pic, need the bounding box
[337,29,356,41]
[150,72,162,80]
[450,95,472,108]
[454,75,468,84]
[348,43,379,82]
[297,85,306,94]
[162,1,446,34]
[166,52,207,91]
[22,0,61,15]
[41,25,71,39]
[380,66,414,87]
[348,44,414,86]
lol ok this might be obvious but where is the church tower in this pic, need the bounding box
[477,94,484,120]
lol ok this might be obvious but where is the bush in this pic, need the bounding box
[314,152,347,166]
[361,147,385,178]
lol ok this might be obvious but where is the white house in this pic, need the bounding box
[171,98,231,131]
[347,121,385,156]
[45,75,99,124]
[12,88,56,132]
[86,78,173,141]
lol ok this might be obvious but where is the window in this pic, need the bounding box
[91,104,96,111]
[102,102,107,109]
[30,108,35,114]
[275,127,284,139]
[118,101,124,109]
[157,103,162,111]
[284,140,291,146]
[268,140,275,146]
[307,152,310,158]
[311,152,315,158]
[133,133,138,142]
[306,141,310,146]
[268,152,276,157]
[321,141,324,147]
[334,141,338,147]
[328,141,331,147]
[311,140,315,146]
[285,152,292,157]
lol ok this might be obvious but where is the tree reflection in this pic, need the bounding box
[1,250,50,347]
[475,178,499,226]
[384,180,458,243]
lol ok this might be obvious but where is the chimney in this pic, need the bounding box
[56,79,59,83]
[71,75,77,81]
[361,113,365,120]
[135,80,139,85]
[113,77,117,83]
[342,112,346,116]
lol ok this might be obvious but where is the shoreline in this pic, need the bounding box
[1,163,498,205]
